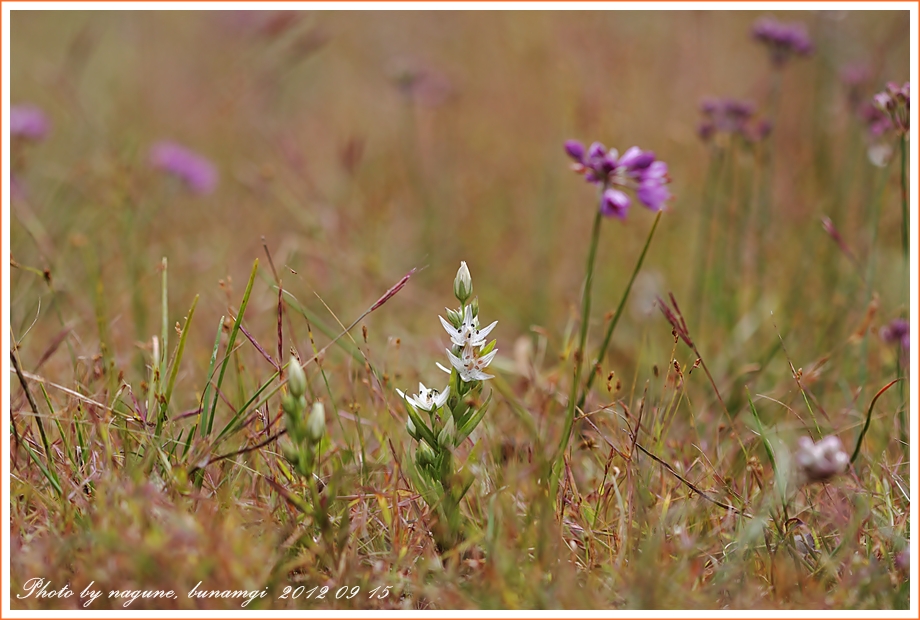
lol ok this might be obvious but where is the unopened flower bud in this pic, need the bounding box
[306,401,326,443]
[282,393,307,425]
[279,437,300,465]
[416,441,437,468]
[469,296,479,318]
[446,307,463,328]
[406,416,419,440]
[438,416,456,448]
[287,357,307,399]
[454,261,473,303]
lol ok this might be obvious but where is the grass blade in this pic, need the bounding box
[206,259,259,436]
[850,378,902,465]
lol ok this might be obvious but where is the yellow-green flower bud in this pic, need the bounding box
[446,307,463,328]
[438,416,456,448]
[453,261,472,304]
[279,437,300,465]
[306,401,326,443]
[416,441,437,468]
[287,357,307,400]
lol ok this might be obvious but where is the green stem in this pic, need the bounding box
[691,148,724,327]
[577,210,663,412]
[756,68,782,293]
[555,205,604,472]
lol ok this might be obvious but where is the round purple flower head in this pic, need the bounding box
[149,141,218,195]
[751,17,813,67]
[880,318,910,352]
[564,140,671,219]
[10,105,50,141]
[874,81,910,135]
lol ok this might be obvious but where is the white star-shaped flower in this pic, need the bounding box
[396,382,450,412]
[447,343,498,382]
[438,305,497,348]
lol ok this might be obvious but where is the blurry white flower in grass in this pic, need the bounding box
[397,382,450,412]
[439,305,497,348]
[447,343,497,382]
[796,435,848,482]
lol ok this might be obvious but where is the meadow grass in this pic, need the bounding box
[8,10,912,610]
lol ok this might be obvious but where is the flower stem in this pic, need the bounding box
[691,148,724,328]
[577,210,663,412]
[555,205,603,471]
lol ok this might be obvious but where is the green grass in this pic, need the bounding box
[9,10,911,610]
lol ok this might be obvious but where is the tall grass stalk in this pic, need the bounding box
[555,206,603,476]
[692,147,725,327]
[756,68,783,293]
[577,210,663,413]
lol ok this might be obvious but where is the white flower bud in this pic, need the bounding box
[306,401,326,443]
[406,416,419,440]
[287,357,307,399]
[453,261,472,303]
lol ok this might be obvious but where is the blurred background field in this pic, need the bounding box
[8,9,913,610]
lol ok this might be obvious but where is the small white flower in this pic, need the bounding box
[396,382,450,412]
[447,343,498,382]
[439,305,497,348]
[796,435,848,482]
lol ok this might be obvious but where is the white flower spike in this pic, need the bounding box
[397,382,450,412]
[447,343,498,382]
[439,305,497,348]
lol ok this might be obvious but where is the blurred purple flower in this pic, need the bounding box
[859,102,894,137]
[565,140,672,217]
[11,105,50,141]
[751,17,813,67]
[880,318,909,354]
[840,62,871,88]
[698,98,766,144]
[149,141,218,195]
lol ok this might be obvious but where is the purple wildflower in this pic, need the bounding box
[149,141,218,195]
[698,98,771,145]
[859,102,894,137]
[880,318,910,354]
[751,17,813,67]
[565,140,672,216]
[873,81,910,135]
[10,105,50,141]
